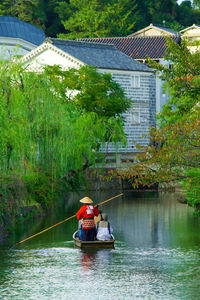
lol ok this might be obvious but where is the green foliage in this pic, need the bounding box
[148,0,177,25]
[22,171,56,209]
[45,65,131,118]
[0,0,65,35]
[148,38,200,126]
[57,0,138,39]
[0,60,129,223]
[182,168,200,216]
[34,0,66,36]
[176,1,194,27]
[0,0,40,24]
[45,65,131,147]
[1,0,200,38]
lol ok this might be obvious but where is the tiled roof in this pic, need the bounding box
[0,16,45,45]
[50,38,153,72]
[78,35,181,59]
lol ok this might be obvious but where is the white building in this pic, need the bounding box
[0,16,45,58]
[180,24,200,41]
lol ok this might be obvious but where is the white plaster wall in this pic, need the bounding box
[22,47,84,72]
[0,37,37,59]
[155,58,170,114]
[136,28,170,37]
[182,28,200,37]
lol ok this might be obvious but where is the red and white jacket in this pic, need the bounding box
[76,205,99,229]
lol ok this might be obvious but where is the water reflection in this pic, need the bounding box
[79,248,113,272]
[0,191,200,300]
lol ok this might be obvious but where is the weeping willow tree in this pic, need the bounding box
[0,60,130,218]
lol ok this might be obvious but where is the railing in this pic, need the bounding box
[95,152,138,169]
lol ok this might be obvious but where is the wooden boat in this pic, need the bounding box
[73,231,115,249]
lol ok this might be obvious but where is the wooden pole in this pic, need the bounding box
[95,193,123,207]
[15,193,123,246]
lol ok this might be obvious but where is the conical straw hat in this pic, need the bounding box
[80,196,93,204]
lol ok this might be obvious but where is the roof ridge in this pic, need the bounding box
[79,36,128,40]
[79,35,178,40]
[0,16,44,33]
[51,38,118,49]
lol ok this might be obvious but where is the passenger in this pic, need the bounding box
[94,209,102,225]
[96,213,113,241]
[94,209,102,239]
[76,196,99,241]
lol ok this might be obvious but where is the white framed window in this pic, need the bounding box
[131,110,140,124]
[131,75,140,88]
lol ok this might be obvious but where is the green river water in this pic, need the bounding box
[0,191,200,300]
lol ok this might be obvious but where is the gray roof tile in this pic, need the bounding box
[0,16,45,45]
[153,24,178,36]
[50,38,153,72]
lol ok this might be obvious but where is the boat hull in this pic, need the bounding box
[73,231,115,249]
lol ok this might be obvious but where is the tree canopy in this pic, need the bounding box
[45,65,131,118]
[0,0,200,37]
[0,61,130,214]
[58,0,138,39]
[0,0,40,24]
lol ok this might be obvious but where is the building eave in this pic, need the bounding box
[21,40,85,68]
[128,24,175,37]
[180,24,200,34]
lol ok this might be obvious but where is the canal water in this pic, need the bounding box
[0,191,200,300]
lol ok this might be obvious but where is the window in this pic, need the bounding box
[131,75,140,88]
[131,110,140,124]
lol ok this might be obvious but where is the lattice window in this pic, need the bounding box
[131,75,140,88]
[130,110,140,124]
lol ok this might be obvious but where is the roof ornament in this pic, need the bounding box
[44,37,52,44]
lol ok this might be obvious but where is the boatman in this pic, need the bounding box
[76,196,99,241]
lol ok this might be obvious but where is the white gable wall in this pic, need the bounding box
[23,48,83,72]
[182,27,200,38]
[135,28,168,37]
[22,43,84,72]
[130,25,175,38]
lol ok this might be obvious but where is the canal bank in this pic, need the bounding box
[0,204,46,244]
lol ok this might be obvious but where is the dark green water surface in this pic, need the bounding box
[0,191,200,299]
